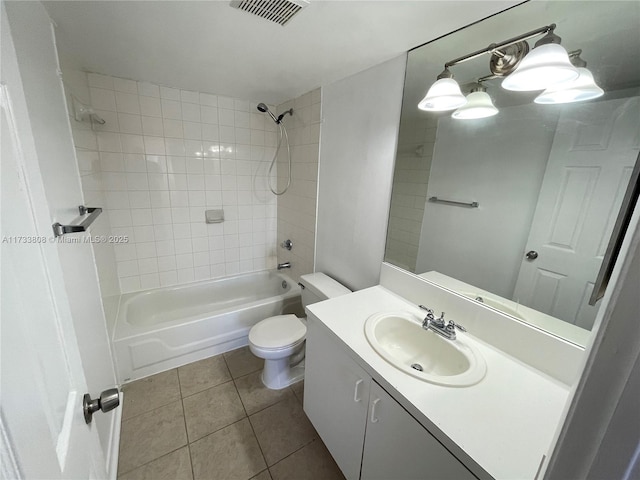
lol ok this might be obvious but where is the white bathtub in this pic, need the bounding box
[112,270,301,383]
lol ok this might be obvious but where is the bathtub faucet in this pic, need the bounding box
[277,262,291,270]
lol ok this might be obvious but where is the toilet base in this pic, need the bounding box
[261,359,305,390]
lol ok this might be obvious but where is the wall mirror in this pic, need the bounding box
[385,1,640,346]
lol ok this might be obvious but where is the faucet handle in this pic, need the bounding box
[418,305,434,318]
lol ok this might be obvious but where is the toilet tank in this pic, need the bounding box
[299,273,351,307]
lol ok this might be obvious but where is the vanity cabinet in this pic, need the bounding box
[304,317,371,480]
[361,381,476,480]
[304,317,477,480]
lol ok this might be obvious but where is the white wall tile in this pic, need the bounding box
[199,93,217,106]
[161,99,181,119]
[138,81,160,98]
[114,77,138,94]
[142,116,164,136]
[88,73,114,89]
[121,134,145,154]
[86,72,279,291]
[160,86,180,100]
[90,87,117,111]
[115,91,140,114]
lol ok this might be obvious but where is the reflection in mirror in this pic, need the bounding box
[385,1,640,346]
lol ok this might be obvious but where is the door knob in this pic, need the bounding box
[525,250,539,260]
[83,388,120,424]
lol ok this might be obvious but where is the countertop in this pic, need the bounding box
[307,285,571,480]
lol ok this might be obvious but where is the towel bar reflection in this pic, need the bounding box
[52,205,103,237]
[429,197,479,208]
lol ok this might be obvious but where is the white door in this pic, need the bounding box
[0,9,106,478]
[360,382,476,480]
[513,97,639,330]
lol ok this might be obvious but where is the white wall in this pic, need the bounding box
[276,89,322,283]
[316,55,406,290]
[544,201,640,479]
[416,104,557,299]
[4,1,117,472]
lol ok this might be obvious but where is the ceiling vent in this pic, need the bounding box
[230,0,309,26]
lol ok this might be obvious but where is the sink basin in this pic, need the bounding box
[461,292,526,320]
[364,312,486,387]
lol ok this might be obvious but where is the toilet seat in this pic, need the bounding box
[249,314,306,350]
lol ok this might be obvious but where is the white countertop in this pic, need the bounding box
[307,285,571,480]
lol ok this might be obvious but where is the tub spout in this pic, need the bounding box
[277,262,291,270]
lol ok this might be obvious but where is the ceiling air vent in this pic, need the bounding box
[230,0,309,26]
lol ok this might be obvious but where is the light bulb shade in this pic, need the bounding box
[452,91,499,119]
[502,43,579,91]
[534,67,604,104]
[418,78,467,111]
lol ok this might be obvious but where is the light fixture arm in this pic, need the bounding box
[443,24,556,69]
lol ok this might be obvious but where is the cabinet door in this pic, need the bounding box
[361,382,477,480]
[304,317,371,480]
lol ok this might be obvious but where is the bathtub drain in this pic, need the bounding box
[411,363,424,372]
[282,280,288,289]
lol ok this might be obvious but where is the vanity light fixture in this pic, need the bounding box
[501,28,579,91]
[418,24,598,114]
[452,83,498,120]
[418,67,467,111]
[534,50,604,104]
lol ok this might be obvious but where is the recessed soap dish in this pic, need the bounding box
[205,209,224,224]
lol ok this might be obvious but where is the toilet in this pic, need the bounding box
[249,272,351,389]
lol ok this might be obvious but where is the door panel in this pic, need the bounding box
[514,97,640,329]
[0,5,106,477]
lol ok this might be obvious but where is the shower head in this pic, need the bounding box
[257,103,279,124]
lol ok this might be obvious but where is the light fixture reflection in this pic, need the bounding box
[534,53,604,104]
[418,68,467,111]
[452,86,498,120]
[502,31,579,91]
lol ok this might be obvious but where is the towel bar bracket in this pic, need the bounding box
[52,205,103,237]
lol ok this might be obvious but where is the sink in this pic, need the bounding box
[461,292,526,320]
[364,312,486,387]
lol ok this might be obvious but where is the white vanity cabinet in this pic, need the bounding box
[304,317,372,480]
[361,381,476,480]
[304,316,478,480]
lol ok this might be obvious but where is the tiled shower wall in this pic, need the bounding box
[275,89,321,282]
[64,70,279,294]
[384,116,437,272]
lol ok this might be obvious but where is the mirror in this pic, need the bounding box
[385,1,640,346]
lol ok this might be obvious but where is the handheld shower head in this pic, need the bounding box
[256,103,279,124]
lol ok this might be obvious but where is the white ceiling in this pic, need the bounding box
[43,0,520,105]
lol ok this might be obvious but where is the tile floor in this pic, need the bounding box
[117,347,345,480]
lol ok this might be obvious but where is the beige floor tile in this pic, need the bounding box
[269,439,344,480]
[121,370,181,420]
[250,470,272,480]
[224,346,264,378]
[235,371,294,415]
[178,354,231,397]
[183,381,246,442]
[190,418,266,480]
[117,447,192,480]
[290,380,304,405]
[250,395,317,466]
[118,400,187,475]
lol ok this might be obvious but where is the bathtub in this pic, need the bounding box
[112,270,301,383]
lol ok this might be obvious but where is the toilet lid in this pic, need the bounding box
[249,315,306,349]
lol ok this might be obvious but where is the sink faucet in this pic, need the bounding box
[418,305,435,329]
[418,306,464,340]
[277,262,291,270]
